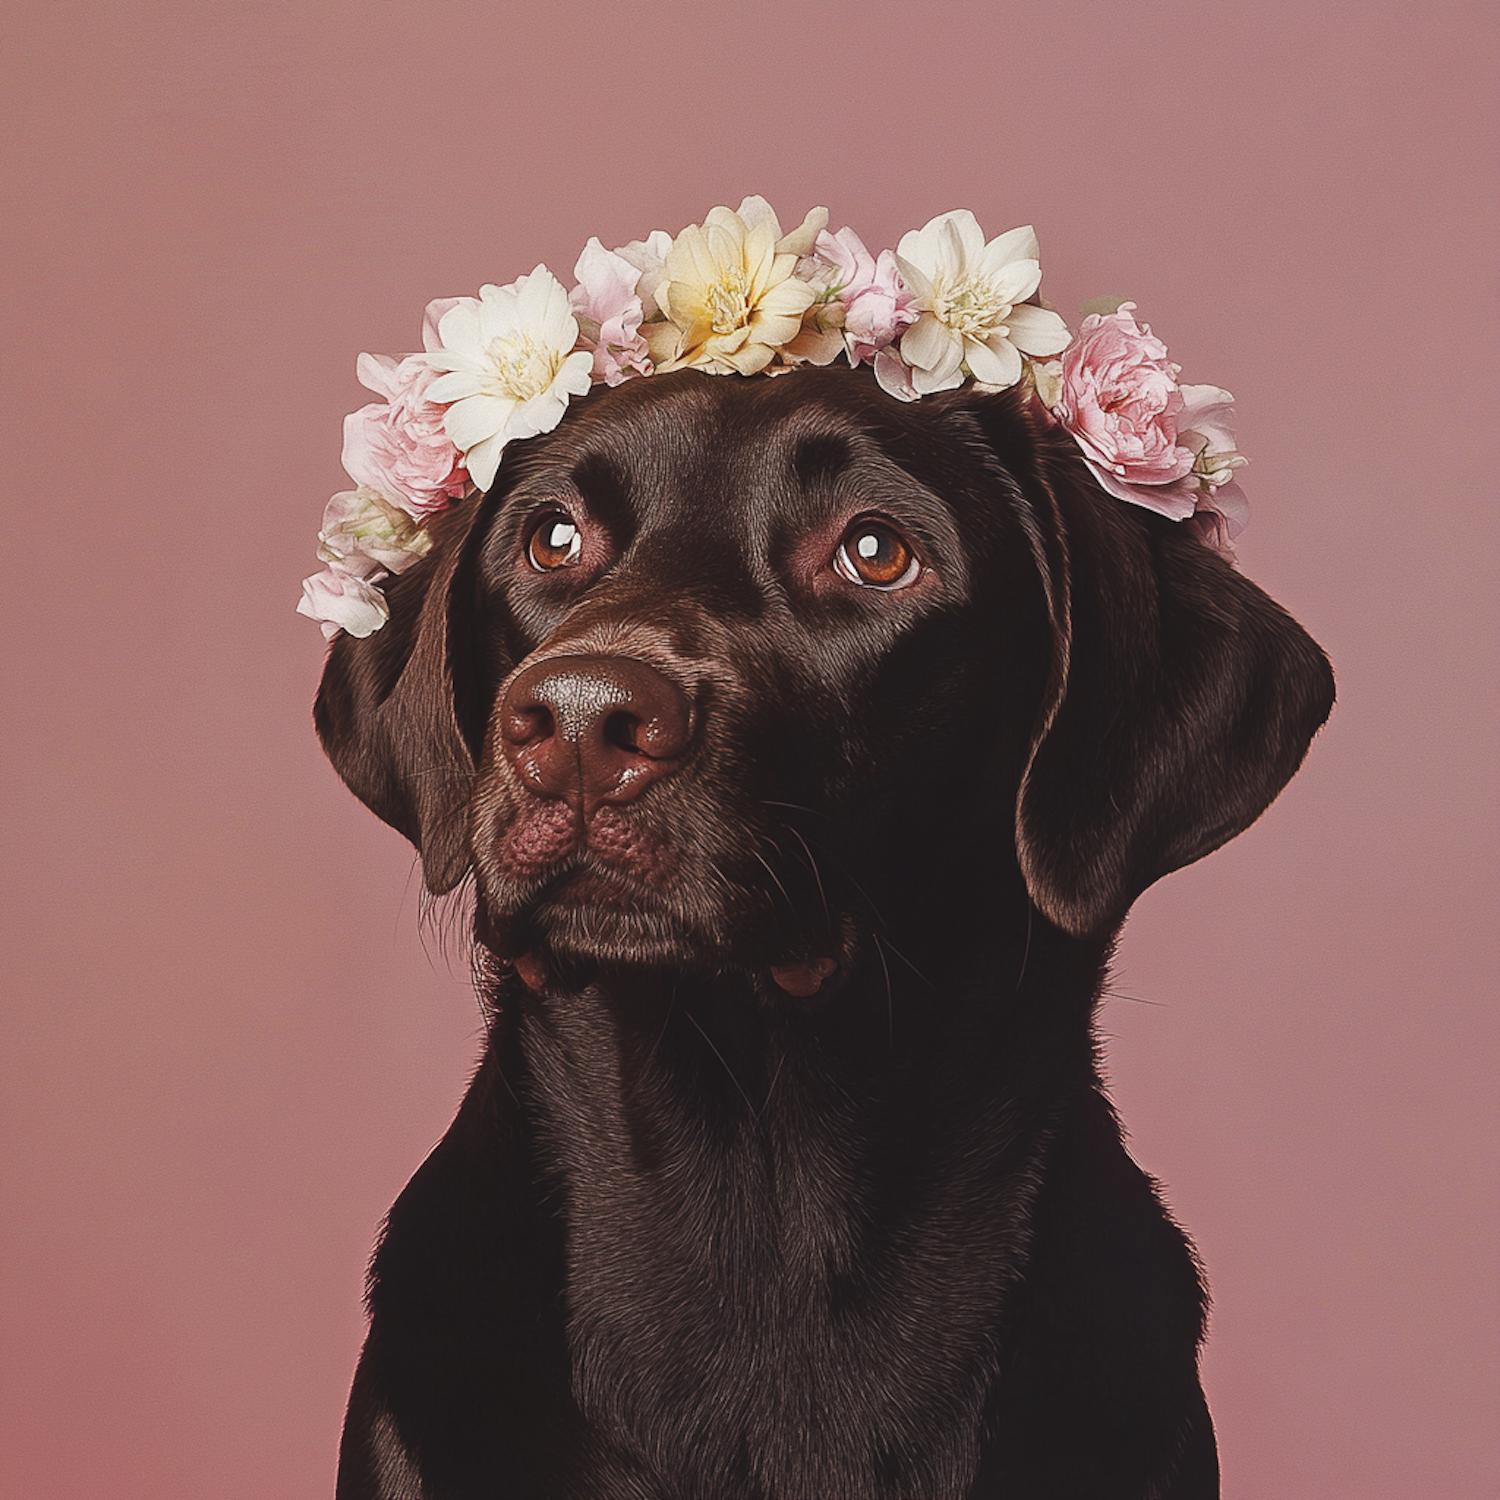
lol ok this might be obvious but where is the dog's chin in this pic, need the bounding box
[477,866,851,997]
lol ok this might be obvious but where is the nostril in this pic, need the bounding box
[502,702,554,747]
[603,710,643,755]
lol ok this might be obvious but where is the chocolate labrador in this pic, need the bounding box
[316,365,1333,1499]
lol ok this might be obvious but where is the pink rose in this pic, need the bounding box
[814,227,917,370]
[341,351,468,520]
[1055,303,1197,520]
[569,237,651,386]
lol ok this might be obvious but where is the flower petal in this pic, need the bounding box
[1176,384,1238,450]
[436,299,483,358]
[963,333,1022,388]
[873,347,919,401]
[424,369,481,404]
[976,224,1040,277]
[900,313,960,375]
[297,566,391,639]
[356,353,400,399]
[445,393,514,452]
[1004,302,1071,356]
[733,195,780,238]
[910,358,966,396]
[1087,462,1199,521]
[422,297,465,353]
[775,205,829,258]
[986,257,1042,308]
[892,253,934,306]
[464,431,506,492]
[1204,479,1249,535]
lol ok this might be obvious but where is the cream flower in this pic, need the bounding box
[645,200,827,375]
[424,268,594,491]
[316,486,433,577]
[893,211,1071,395]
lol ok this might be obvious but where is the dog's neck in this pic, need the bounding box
[496,919,1104,1495]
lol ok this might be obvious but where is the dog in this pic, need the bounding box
[315,364,1333,1499]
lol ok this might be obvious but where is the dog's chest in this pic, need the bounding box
[523,996,1045,1499]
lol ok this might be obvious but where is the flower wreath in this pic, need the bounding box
[299,198,1249,639]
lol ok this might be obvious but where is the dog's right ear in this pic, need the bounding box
[313,498,484,894]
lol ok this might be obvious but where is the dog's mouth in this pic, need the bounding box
[507,937,844,1001]
[475,805,851,997]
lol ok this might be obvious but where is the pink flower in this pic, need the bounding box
[1054,303,1197,519]
[814,227,918,372]
[569,237,652,386]
[341,351,469,520]
[296,565,391,640]
[295,488,434,640]
[1054,306,1250,546]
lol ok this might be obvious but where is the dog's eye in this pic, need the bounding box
[526,513,583,571]
[834,519,921,590]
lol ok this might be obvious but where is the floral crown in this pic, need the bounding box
[299,197,1249,639]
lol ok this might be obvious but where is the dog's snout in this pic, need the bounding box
[500,655,692,809]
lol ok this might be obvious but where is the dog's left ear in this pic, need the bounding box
[313,499,484,894]
[978,402,1336,941]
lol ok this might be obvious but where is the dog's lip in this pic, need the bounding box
[768,957,839,996]
[513,952,550,992]
[509,941,841,997]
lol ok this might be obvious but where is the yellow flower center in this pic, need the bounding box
[931,274,1011,339]
[481,333,561,402]
[707,265,753,335]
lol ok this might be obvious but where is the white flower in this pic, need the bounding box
[424,268,595,491]
[893,211,1071,395]
[1030,357,1065,411]
[296,566,391,640]
[1177,385,1248,491]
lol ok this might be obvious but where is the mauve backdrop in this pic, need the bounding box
[1,3,1495,1496]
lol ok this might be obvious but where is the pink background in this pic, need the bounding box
[2,4,1495,1496]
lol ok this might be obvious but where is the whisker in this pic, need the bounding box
[1100,988,1166,1007]
[749,844,796,915]
[873,932,895,1050]
[758,1053,786,1121]
[760,798,836,824]
[418,871,478,976]
[870,932,934,990]
[771,821,892,933]
[781,823,832,936]
[685,1011,758,1118]
[765,815,938,986]
[642,983,679,1072]
[1014,904,1034,995]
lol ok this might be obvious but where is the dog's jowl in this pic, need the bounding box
[314,367,1332,1499]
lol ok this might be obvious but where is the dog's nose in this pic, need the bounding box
[499,655,692,810]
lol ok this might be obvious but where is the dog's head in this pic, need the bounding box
[315,367,1332,984]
